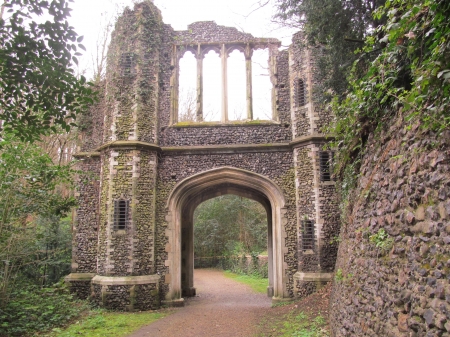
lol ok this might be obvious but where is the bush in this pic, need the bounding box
[0,282,89,337]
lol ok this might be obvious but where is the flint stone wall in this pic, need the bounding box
[330,114,450,336]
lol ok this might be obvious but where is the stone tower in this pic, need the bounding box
[66,0,339,310]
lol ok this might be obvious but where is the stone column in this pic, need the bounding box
[196,44,203,122]
[221,44,228,122]
[171,45,180,125]
[245,44,253,120]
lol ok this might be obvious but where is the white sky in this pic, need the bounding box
[69,0,297,120]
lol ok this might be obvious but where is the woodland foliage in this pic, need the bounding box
[0,0,94,142]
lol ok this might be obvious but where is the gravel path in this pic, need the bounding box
[128,269,272,337]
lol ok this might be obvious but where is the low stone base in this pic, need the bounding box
[65,273,96,300]
[293,272,333,299]
[182,287,196,297]
[91,275,161,311]
[161,298,185,307]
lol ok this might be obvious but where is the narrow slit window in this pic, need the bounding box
[120,53,136,77]
[296,79,306,107]
[319,151,334,182]
[301,219,315,251]
[114,200,129,230]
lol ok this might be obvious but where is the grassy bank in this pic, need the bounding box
[46,310,170,337]
[223,271,268,294]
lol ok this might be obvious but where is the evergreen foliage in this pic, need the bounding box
[275,0,386,101]
[194,195,268,259]
[0,0,95,142]
[330,0,450,199]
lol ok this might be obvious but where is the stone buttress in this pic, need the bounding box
[66,0,340,310]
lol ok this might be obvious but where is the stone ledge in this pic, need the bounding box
[161,298,185,307]
[293,272,333,282]
[161,142,291,154]
[73,152,101,158]
[91,274,160,286]
[95,141,162,152]
[290,134,335,148]
[65,273,96,282]
[169,120,281,128]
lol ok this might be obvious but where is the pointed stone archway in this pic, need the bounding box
[164,167,288,303]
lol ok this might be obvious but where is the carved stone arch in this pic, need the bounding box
[226,45,245,56]
[178,45,198,60]
[200,45,221,58]
[165,167,289,303]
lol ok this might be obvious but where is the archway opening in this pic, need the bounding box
[181,192,273,298]
[165,167,288,303]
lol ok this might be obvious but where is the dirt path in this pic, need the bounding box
[127,269,272,337]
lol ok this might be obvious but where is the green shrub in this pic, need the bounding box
[0,282,88,337]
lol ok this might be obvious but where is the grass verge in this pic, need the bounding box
[258,311,328,337]
[46,309,169,337]
[223,271,268,294]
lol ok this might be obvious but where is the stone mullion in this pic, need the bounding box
[221,44,228,122]
[245,44,253,120]
[170,45,179,125]
[196,44,203,122]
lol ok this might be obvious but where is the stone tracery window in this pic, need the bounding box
[173,43,276,124]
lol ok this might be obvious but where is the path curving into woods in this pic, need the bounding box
[127,269,272,337]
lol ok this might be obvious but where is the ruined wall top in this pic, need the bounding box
[175,21,280,47]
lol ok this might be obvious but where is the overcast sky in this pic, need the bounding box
[69,0,296,73]
[69,0,297,120]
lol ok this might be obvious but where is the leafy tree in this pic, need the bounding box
[275,0,386,101]
[0,134,76,306]
[329,0,450,196]
[194,195,268,259]
[0,0,94,142]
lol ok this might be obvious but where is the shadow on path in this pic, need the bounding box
[127,269,272,337]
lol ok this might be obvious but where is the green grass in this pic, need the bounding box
[223,271,268,294]
[258,312,329,337]
[277,312,328,337]
[47,310,169,337]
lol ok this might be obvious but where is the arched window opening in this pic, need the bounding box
[227,50,246,121]
[178,51,197,122]
[203,50,222,121]
[252,49,272,120]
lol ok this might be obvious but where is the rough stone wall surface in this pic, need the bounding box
[175,21,278,45]
[160,125,291,147]
[330,116,450,336]
[96,148,157,276]
[154,151,297,298]
[158,24,176,130]
[79,84,105,152]
[294,145,319,271]
[275,50,291,130]
[73,158,101,273]
[103,3,162,144]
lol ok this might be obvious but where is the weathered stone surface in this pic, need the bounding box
[329,110,450,336]
[69,0,339,311]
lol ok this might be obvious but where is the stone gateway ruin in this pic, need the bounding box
[66,0,340,310]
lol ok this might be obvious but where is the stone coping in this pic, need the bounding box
[96,140,162,152]
[65,273,96,281]
[170,120,281,128]
[73,152,101,158]
[174,39,281,47]
[91,274,160,286]
[290,134,335,148]
[293,271,333,282]
[73,134,336,157]
[162,143,291,154]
